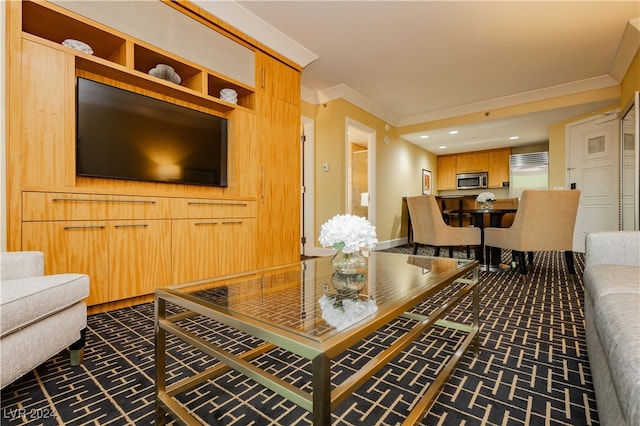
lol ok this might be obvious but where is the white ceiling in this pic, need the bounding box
[198,1,640,154]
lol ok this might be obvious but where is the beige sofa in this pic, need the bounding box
[0,251,89,388]
[584,231,640,426]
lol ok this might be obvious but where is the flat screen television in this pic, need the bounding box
[76,77,228,187]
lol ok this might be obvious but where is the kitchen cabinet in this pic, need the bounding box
[488,148,511,188]
[437,148,511,191]
[437,156,457,190]
[456,152,488,173]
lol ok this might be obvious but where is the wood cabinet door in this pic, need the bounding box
[109,220,171,300]
[488,148,511,188]
[172,219,220,284]
[21,40,74,188]
[456,152,488,173]
[22,221,109,305]
[217,219,257,276]
[257,93,300,268]
[256,52,300,104]
[437,156,457,190]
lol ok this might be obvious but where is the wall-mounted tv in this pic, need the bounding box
[76,77,228,187]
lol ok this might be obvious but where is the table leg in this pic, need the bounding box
[473,213,485,264]
[155,296,167,426]
[312,354,331,425]
[472,266,480,355]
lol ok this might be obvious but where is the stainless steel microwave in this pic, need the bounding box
[456,172,488,190]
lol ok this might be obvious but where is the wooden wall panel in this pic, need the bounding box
[257,93,300,267]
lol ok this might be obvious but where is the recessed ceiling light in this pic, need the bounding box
[420,135,429,139]
[449,130,459,135]
[509,136,519,140]
[439,146,447,149]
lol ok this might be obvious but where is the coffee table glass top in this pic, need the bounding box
[169,252,476,343]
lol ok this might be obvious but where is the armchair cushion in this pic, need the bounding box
[1,273,89,337]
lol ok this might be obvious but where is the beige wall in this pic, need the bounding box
[302,99,437,247]
[622,49,640,110]
[301,49,640,248]
[548,50,639,189]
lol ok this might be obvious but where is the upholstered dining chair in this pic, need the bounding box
[484,190,581,280]
[406,195,481,257]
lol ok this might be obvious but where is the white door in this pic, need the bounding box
[567,115,619,252]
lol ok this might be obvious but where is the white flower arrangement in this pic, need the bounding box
[318,295,378,331]
[318,214,378,253]
[476,192,496,203]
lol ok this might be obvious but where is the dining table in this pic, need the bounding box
[443,208,517,271]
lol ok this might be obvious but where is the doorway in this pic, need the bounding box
[346,119,376,225]
[566,112,620,252]
[301,116,320,257]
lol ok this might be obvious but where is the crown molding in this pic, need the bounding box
[301,74,620,129]
[193,0,318,67]
[610,17,640,82]
[396,75,620,127]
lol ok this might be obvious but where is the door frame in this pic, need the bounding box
[301,115,325,257]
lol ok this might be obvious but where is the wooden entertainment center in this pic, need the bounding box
[5,1,301,311]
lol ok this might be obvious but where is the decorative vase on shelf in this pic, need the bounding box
[331,251,368,297]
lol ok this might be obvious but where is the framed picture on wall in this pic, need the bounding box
[422,169,432,195]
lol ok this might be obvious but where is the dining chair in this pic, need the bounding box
[484,190,581,280]
[406,195,481,258]
[486,198,519,227]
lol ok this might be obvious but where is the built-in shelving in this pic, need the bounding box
[21,0,255,113]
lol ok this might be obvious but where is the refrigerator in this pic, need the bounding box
[509,152,549,199]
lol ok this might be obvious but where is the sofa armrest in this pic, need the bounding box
[1,251,45,281]
[585,231,640,269]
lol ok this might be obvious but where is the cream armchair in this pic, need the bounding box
[484,190,581,279]
[406,195,481,257]
[1,251,89,388]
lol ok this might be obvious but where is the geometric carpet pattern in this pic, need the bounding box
[1,248,598,425]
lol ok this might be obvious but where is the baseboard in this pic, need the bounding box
[374,238,409,251]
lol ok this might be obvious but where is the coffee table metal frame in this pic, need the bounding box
[155,254,480,425]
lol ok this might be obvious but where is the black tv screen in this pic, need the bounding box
[76,77,228,187]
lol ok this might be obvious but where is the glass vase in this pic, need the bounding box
[480,200,494,210]
[331,250,368,296]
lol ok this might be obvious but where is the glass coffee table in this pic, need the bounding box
[155,252,479,425]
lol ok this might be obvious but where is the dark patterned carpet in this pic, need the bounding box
[1,247,598,425]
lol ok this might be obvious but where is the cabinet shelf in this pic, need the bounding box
[22,1,128,66]
[21,0,255,113]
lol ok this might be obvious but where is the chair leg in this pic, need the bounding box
[528,251,534,264]
[515,251,528,276]
[69,328,86,366]
[448,247,453,257]
[466,246,470,258]
[435,247,441,257]
[413,243,419,255]
[564,250,576,275]
[485,245,492,271]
